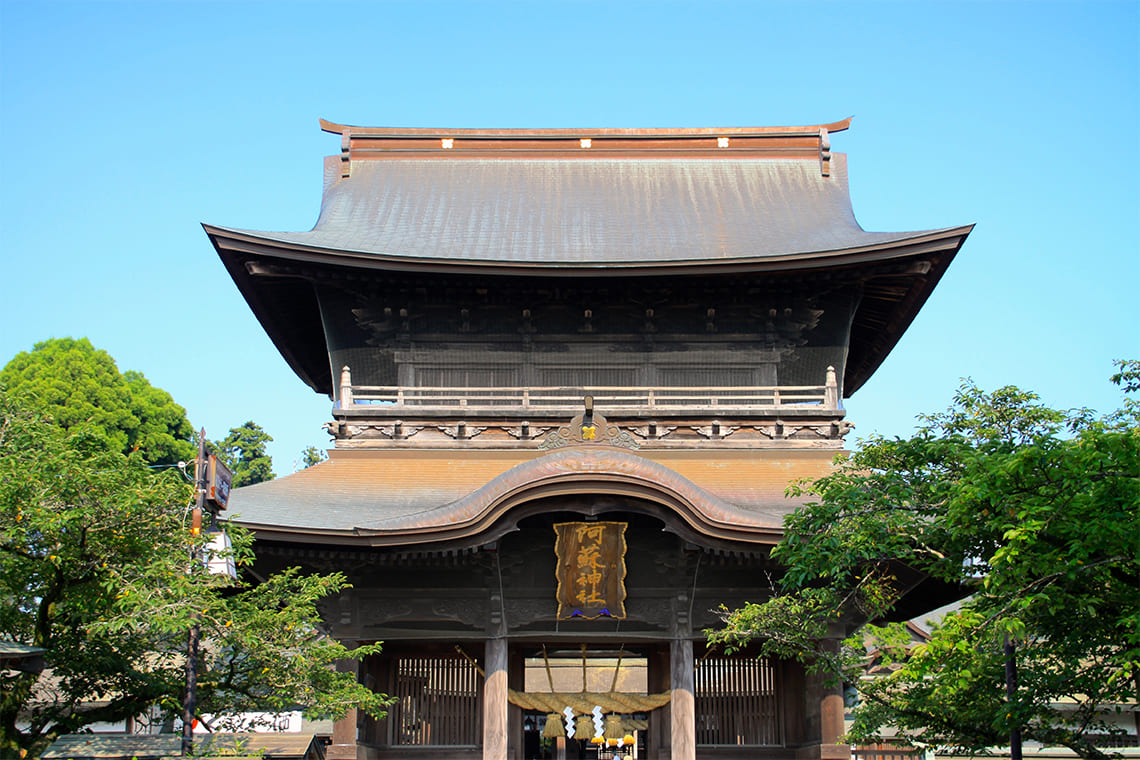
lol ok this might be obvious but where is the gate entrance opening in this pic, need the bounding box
[520,647,650,759]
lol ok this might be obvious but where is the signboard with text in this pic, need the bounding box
[554,521,628,619]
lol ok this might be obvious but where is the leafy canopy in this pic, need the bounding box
[709,362,1139,759]
[210,421,275,487]
[0,389,390,759]
[300,445,326,469]
[0,337,195,466]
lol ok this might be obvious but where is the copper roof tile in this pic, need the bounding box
[211,155,956,267]
[229,447,836,546]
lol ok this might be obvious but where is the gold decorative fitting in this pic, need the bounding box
[538,401,640,451]
[441,138,454,149]
[717,136,730,148]
[580,138,592,149]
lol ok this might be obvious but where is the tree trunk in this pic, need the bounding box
[1005,635,1022,760]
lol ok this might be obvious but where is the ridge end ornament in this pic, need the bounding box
[538,396,641,451]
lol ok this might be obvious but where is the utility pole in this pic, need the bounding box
[182,429,207,756]
[181,430,232,756]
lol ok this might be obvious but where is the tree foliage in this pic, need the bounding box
[300,446,326,469]
[0,338,195,466]
[709,363,1140,759]
[0,389,390,759]
[211,421,275,487]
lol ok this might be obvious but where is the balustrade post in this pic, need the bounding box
[825,365,838,409]
[339,366,353,408]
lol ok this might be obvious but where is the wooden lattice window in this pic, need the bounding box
[390,654,481,746]
[694,655,781,746]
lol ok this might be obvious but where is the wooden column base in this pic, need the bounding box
[325,744,366,760]
[796,743,853,760]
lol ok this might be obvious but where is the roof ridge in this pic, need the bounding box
[321,118,854,176]
[319,117,853,138]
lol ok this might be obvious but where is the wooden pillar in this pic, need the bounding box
[483,637,509,760]
[821,687,845,746]
[648,645,671,757]
[508,647,525,760]
[328,643,362,760]
[816,636,851,760]
[670,638,695,760]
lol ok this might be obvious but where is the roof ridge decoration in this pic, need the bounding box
[320,116,853,178]
[538,397,641,451]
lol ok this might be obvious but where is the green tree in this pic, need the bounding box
[300,445,326,469]
[709,363,1139,759]
[212,421,275,487]
[0,338,195,466]
[0,389,390,758]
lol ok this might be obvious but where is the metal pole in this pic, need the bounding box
[182,430,207,756]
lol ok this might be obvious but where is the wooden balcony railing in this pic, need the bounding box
[336,366,841,412]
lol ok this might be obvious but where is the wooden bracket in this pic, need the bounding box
[819,128,832,177]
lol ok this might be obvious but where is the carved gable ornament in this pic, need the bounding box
[554,521,628,620]
[538,396,640,451]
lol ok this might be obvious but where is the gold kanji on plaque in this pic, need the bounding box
[554,521,627,619]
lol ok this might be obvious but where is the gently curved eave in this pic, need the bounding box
[206,221,970,275]
[228,448,792,550]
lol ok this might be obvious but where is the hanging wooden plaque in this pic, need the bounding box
[554,521,628,619]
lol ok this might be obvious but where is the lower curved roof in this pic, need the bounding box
[227,446,839,548]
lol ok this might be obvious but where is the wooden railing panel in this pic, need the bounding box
[390,655,481,747]
[695,655,781,747]
[344,384,834,410]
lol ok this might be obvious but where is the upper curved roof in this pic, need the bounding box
[205,119,971,395]
[208,154,961,268]
[208,117,968,270]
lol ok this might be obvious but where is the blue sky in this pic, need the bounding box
[1,1,1137,471]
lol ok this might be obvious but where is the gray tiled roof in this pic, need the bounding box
[213,155,948,265]
[0,640,45,657]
